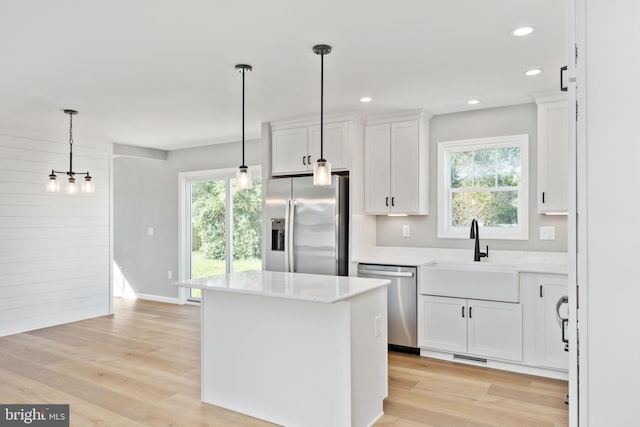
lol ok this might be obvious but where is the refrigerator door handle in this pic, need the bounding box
[289,200,295,272]
[284,200,290,272]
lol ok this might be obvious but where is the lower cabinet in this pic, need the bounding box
[418,295,523,362]
[534,275,569,370]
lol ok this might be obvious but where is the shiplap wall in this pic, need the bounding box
[0,130,112,336]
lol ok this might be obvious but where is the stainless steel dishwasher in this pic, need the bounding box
[357,264,418,354]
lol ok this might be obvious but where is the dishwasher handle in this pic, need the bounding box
[358,269,414,278]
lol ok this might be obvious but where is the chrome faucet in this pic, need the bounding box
[470,218,489,262]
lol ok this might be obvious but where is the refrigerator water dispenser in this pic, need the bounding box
[271,218,285,251]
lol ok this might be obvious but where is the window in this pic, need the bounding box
[437,134,529,240]
[179,168,262,302]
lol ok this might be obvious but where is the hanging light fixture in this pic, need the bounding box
[235,64,253,189]
[47,109,94,194]
[313,44,332,186]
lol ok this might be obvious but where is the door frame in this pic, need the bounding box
[177,167,261,304]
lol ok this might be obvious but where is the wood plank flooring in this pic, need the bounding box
[0,298,568,426]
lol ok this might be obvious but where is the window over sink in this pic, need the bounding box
[437,134,529,240]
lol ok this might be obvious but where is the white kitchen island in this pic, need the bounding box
[174,270,389,427]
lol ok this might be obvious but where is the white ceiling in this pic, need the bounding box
[0,0,566,150]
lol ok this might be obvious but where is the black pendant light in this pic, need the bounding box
[313,44,332,186]
[235,64,253,189]
[47,109,94,194]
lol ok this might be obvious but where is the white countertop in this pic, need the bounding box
[353,246,569,275]
[173,270,389,304]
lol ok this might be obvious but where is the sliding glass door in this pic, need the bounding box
[185,169,262,301]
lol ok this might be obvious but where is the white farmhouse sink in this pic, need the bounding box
[419,261,519,303]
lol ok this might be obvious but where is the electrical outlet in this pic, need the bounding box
[148,227,155,237]
[167,270,173,280]
[540,226,556,240]
[402,225,411,237]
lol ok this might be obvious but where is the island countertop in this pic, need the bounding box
[173,270,389,304]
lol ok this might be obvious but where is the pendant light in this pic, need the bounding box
[235,64,253,189]
[313,44,332,186]
[47,109,94,194]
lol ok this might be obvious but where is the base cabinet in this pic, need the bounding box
[418,295,523,362]
[534,275,569,370]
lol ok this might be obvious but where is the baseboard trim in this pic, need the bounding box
[420,348,569,380]
[135,293,182,305]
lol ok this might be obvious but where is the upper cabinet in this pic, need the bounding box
[536,97,569,213]
[271,118,353,176]
[364,111,430,215]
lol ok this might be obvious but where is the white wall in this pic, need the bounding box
[581,0,640,424]
[0,130,112,337]
[113,139,260,299]
[376,104,568,252]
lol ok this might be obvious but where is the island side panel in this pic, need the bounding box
[201,290,352,427]
[349,286,388,426]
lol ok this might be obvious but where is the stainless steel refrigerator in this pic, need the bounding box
[265,176,348,276]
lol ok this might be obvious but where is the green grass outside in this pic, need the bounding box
[189,251,261,299]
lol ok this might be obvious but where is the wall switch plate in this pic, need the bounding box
[402,225,411,237]
[167,270,173,280]
[148,227,155,237]
[540,226,556,240]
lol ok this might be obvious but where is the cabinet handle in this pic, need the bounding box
[385,197,389,207]
[542,192,545,204]
[302,156,306,166]
[540,285,543,298]
[469,307,472,318]
[391,197,395,207]
[560,65,568,92]
[461,306,465,318]
[307,155,311,165]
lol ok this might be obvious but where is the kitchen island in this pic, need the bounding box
[174,270,389,427]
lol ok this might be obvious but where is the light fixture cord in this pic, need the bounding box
[320,52,324,160]
[241,67,245,167]
[68,112,73,174]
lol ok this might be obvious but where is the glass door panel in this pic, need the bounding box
[185,172,262,302]
[190,179,227,300]
[231,177,263,272]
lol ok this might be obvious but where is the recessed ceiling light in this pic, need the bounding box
[467,99,480,105]
[512,26,534,37]
[360,96,372,103]
[525,68,542,76]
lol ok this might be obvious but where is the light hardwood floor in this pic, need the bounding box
[0,298,568,426]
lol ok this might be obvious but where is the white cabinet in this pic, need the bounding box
[418,295,467,353]
[272,127,309,175]
[537,99,569,213]
[534,275,569,370]
[467,299,523,361]
[364,113,429,215]
[419,295,523,362]
[272,121,349,176]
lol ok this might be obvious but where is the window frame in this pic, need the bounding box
[437,134,529,240]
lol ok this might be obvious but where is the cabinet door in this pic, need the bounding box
[390,120,420,213]
[418,295,467,353]
[364,124,391,214]
[272,127,309,175]
[538,101,569,213]
[535,276,569,369]
[467,300,523,362]
[309,122,349,171]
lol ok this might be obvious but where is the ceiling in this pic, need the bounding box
[0,0,567,150]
